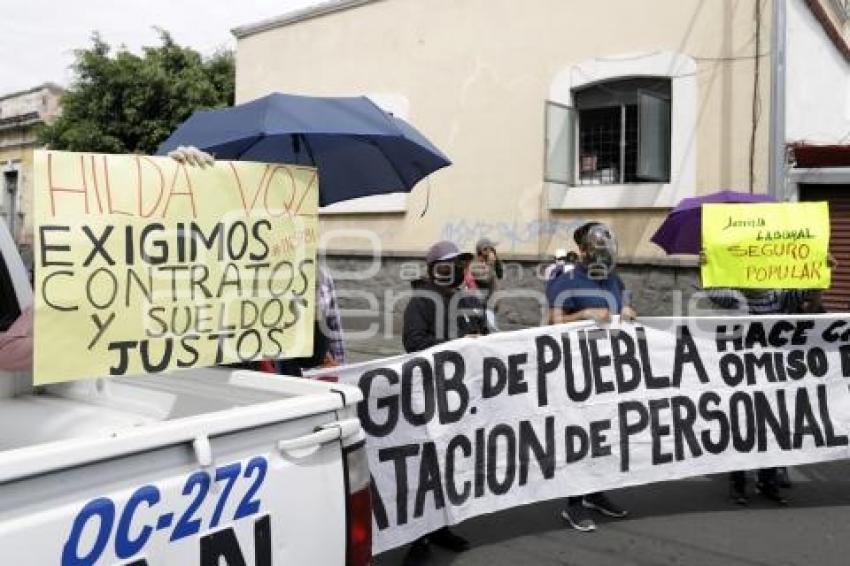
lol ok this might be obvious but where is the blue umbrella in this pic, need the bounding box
[156,92,451,206]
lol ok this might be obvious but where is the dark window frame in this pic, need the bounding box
[573,77,672,186]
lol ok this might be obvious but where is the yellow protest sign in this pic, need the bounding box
[701,202,831,289]
[33,150,318,384]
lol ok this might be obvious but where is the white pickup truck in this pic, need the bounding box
[0,219,372,566]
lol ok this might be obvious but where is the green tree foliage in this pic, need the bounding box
[40,30,234,154]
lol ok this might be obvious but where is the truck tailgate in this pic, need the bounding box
[0,369,362,565]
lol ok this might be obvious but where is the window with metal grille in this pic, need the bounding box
[545,77,671,186]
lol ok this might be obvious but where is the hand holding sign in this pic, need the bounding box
[167,145,215,168]
[581,308,612,323]
[702,202,832,289]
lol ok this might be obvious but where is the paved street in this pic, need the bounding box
[376,461,850,566]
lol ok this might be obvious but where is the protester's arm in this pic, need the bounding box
[479,304,490,335]
[617,278,637,321]
[471,296,490,336]
[778,289,812,314]
[799,290,825,314]
[704,288,744,310]
[168,146,215,167]
[402,298,440,353]
[546,276,611,324]
[549,307,610,324]
[549,308,579,324]
[492,252,504,280]
[316,267,346,365]
[0,308,33,371]
[699,249,744,309]
[324,322,346,366]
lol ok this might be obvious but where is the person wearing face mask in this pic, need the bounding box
[546,222,634,532]
[546,222,636,325]
[400,240,486,565]
[403,240,488,353]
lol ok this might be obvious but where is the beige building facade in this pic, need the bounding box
[0,83,63,254]
[230,0,850,337]
[233,0,794,262]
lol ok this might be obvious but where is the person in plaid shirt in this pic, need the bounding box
[316,265,346,366]
[275,264,346,376]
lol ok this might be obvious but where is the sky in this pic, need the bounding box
[0,0,321,94]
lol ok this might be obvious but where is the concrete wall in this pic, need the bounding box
[235,0,772,261]
[326,255,700,362]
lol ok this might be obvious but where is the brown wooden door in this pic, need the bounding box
[800,184,850,311]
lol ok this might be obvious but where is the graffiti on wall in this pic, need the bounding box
[441,218,586,251]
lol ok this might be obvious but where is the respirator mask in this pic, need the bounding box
[584,224,618,279]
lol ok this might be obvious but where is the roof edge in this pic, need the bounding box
[0,82,64,103]
[791,143,850,168]
[806,0,850,63]
[232,0,382,39]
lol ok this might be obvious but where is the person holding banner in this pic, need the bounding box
[403,240,488,353]
[401,240,487,564]
[701,250,838,502]
[701,247,809,505]
[546,222,633,532]
[704,286,802,505]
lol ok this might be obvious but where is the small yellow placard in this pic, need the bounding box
[33,150,318,384]
[701,202,831,289]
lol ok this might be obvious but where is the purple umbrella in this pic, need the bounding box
[651,190,776,255]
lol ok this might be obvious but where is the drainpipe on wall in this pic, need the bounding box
[768,0,788,199]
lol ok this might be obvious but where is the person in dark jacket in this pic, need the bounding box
[401,240,487,565]
[403,279,487,351]
[403,240,488,351]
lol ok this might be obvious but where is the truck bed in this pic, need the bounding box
[0,369,359,482]
[0,369,299,451]
[0,369,364,565]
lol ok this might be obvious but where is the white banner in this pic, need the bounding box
[315,315,850,553]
